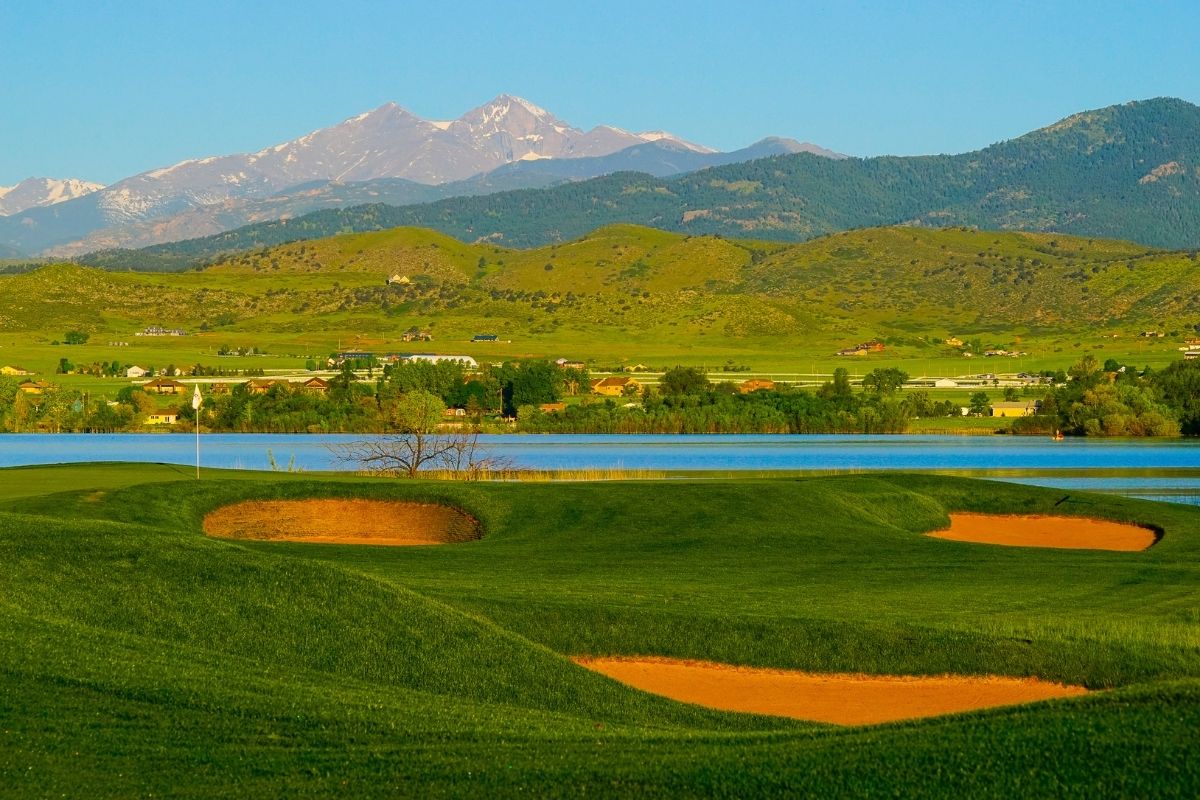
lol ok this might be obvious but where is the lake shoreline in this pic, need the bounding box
[3,433,1199,505]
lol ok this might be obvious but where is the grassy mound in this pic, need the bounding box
[1,466,1197,796]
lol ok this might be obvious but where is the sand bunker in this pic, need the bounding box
[203,499,479,546]
[929,512,1156,551]
[576,657,1087,726]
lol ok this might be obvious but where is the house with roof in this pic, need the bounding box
[554,358,586,370]
[145,410,179,426]
[142,378,187,395]
[18,380,51,395]
[328,351,375,367]
[591,376,641,397]
[302,377,330,393]
[837,340,886,357]
[0,365,32,377]
[990,400,1040,418]
[247,379,281,395]
[933,378,959,388]
[126,365,149,379]
[738,379,776,394]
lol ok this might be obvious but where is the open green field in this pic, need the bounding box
[1,464,1197,796]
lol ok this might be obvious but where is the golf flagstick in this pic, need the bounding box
[192,386,202,479]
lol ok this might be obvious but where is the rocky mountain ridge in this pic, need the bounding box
[1,94,838,255]
[0,177,104,216]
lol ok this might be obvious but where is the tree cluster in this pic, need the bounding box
[1012,355,1185,436]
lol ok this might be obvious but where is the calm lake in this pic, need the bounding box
[2,433,1200,504]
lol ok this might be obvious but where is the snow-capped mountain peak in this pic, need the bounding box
[0,177,104,216]
[44,96,726,222]
[637,131,718,154]
[455,94,564,132]
[2,95,845,254]
[486,94,551,119]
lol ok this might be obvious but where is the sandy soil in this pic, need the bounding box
[576,657,1087,726]
[203,499,479,546]
[929,512,1156,551]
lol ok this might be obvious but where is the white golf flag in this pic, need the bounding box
[191,386,202,411]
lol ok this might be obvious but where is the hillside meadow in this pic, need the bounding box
[0,464,1197,796]
[0,224,1197,386]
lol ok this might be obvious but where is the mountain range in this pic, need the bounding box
[87,96,1199,268]
[0,95,838,256]
[40,138,833,257]
[0,177,104,216]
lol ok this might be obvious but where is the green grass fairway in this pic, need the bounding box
[1,466,1198,796]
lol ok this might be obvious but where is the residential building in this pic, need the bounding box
[142,378,187,395]
[554,358,586,370]
[836,340,885,356]
[738,379,776,393]
[591,376,641,397]
[990,401,1040,418]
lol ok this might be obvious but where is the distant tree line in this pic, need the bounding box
[514,367,941,434]
[5,357,1200,438]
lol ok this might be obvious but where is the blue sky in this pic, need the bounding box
[1,0,1197,185]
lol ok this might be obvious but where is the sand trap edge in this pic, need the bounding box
[575,656,1089,726]
[927,512,1159,552]
[203,498,481,546]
